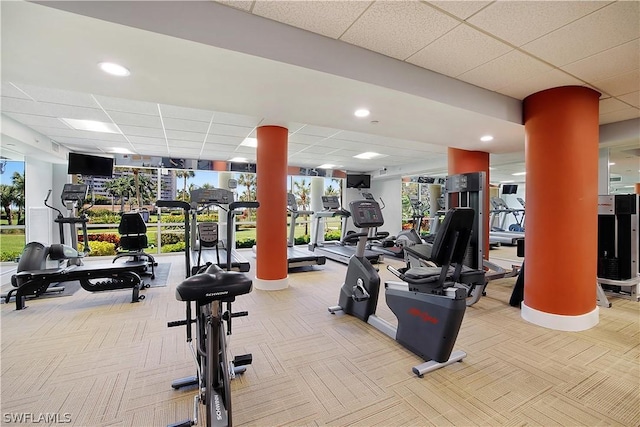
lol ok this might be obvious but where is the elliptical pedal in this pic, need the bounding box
[233,353,252,367]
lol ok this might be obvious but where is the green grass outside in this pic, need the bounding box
[0,218,341,261]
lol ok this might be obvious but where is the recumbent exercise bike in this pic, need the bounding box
[329,200,483,376]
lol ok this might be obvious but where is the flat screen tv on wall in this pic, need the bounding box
[502,184,518,194]
[346,174,371,189]
[68,153,114,178]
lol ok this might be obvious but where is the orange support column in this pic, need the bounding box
[523,86,600,331]
[255,126,288,290]
[448,148,490,259]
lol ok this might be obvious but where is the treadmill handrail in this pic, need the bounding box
[157,199,191,276]
[226,200,260,270]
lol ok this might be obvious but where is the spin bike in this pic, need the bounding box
[167,200,259,427]
[329,200,482,376]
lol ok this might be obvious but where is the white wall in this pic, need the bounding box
[342,177,403,234]
[25,157,54,244]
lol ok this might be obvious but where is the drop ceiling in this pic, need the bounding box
[1,0,638,188]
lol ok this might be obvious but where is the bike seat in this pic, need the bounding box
[175,269,253,304]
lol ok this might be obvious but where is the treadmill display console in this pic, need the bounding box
[190,188,233,205]
[350,200,384,228]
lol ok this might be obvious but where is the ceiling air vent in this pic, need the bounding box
[609,176,621,182]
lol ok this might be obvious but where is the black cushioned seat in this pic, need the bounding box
[176,265,253,305]
[113,212,156,278]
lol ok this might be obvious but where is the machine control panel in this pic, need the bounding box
[190,188,234,206]
[321,196,341,210]
[350,200,384,228]
[61,183,88,203]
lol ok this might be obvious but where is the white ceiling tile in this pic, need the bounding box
[408,24,512,77]
[50,135,128,146]
[599,108,640,125]
[209,123,254,138]
[341,1,459,60]
[30,126,127,142]
[298,145,335,155]
[167,140,203,150]
[205,135,244,146]
[521,2,640,66]
[288,133,327,145]
[2,97,109,121]
[468,1,608,47]
[165,129,206,143]
[2,82,34,99]
[163,117,211,133]
[497,68,585,100]
[211,111,262,127]
[618,91,640,108]
[118,125,166,138]
[213,1,253,12]
[95,95,160,115]
[159,104,214,122]
[561,39,640,83]
[4,112,70,129]
[287,143,308,153]
[287,123,307,134]
[11,84,98,108]
[427,1,491,20]
[59,143,104,153]
[457,50,553,92]
[296,125,342,138]
[108,110,163,128]
[252,1,371,39]
[127,135,167,145]
[593,70,640,97]
[600,97,632,114]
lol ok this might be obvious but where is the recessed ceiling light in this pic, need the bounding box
[98,62,130,77]
[354,109,370,118]
[608,162,615,166]
[59,118,121,134]
[354,152,385,160]
[317,164,335,169]
[229,157,248,163]
[480,135,494,142]
[500,180,514,183]
[109,147,133,154]
[512,172,526,176]
[240,137,257,148]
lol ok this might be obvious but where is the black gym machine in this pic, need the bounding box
[329,199,484,376]
[7,184,152,310]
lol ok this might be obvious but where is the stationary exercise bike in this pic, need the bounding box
[329,200,482,376]
[167,200,259,427]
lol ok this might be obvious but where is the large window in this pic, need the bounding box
[0,160,26,261]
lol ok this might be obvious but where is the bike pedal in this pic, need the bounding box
[233,353,252,367]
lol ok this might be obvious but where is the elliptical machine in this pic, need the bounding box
[44,183,91,265]
[329,200,481,376]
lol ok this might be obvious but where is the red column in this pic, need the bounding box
[448,148,490,259]
[255,126,288,290]
[523,86,600,331]
[635,183,640,194]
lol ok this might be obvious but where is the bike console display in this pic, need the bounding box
[349,200,384,229]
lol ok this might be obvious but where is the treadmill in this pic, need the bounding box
[286,193,326,269]
[189,188,258,274]
[308,195,383,265]
[489,197,524,246]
